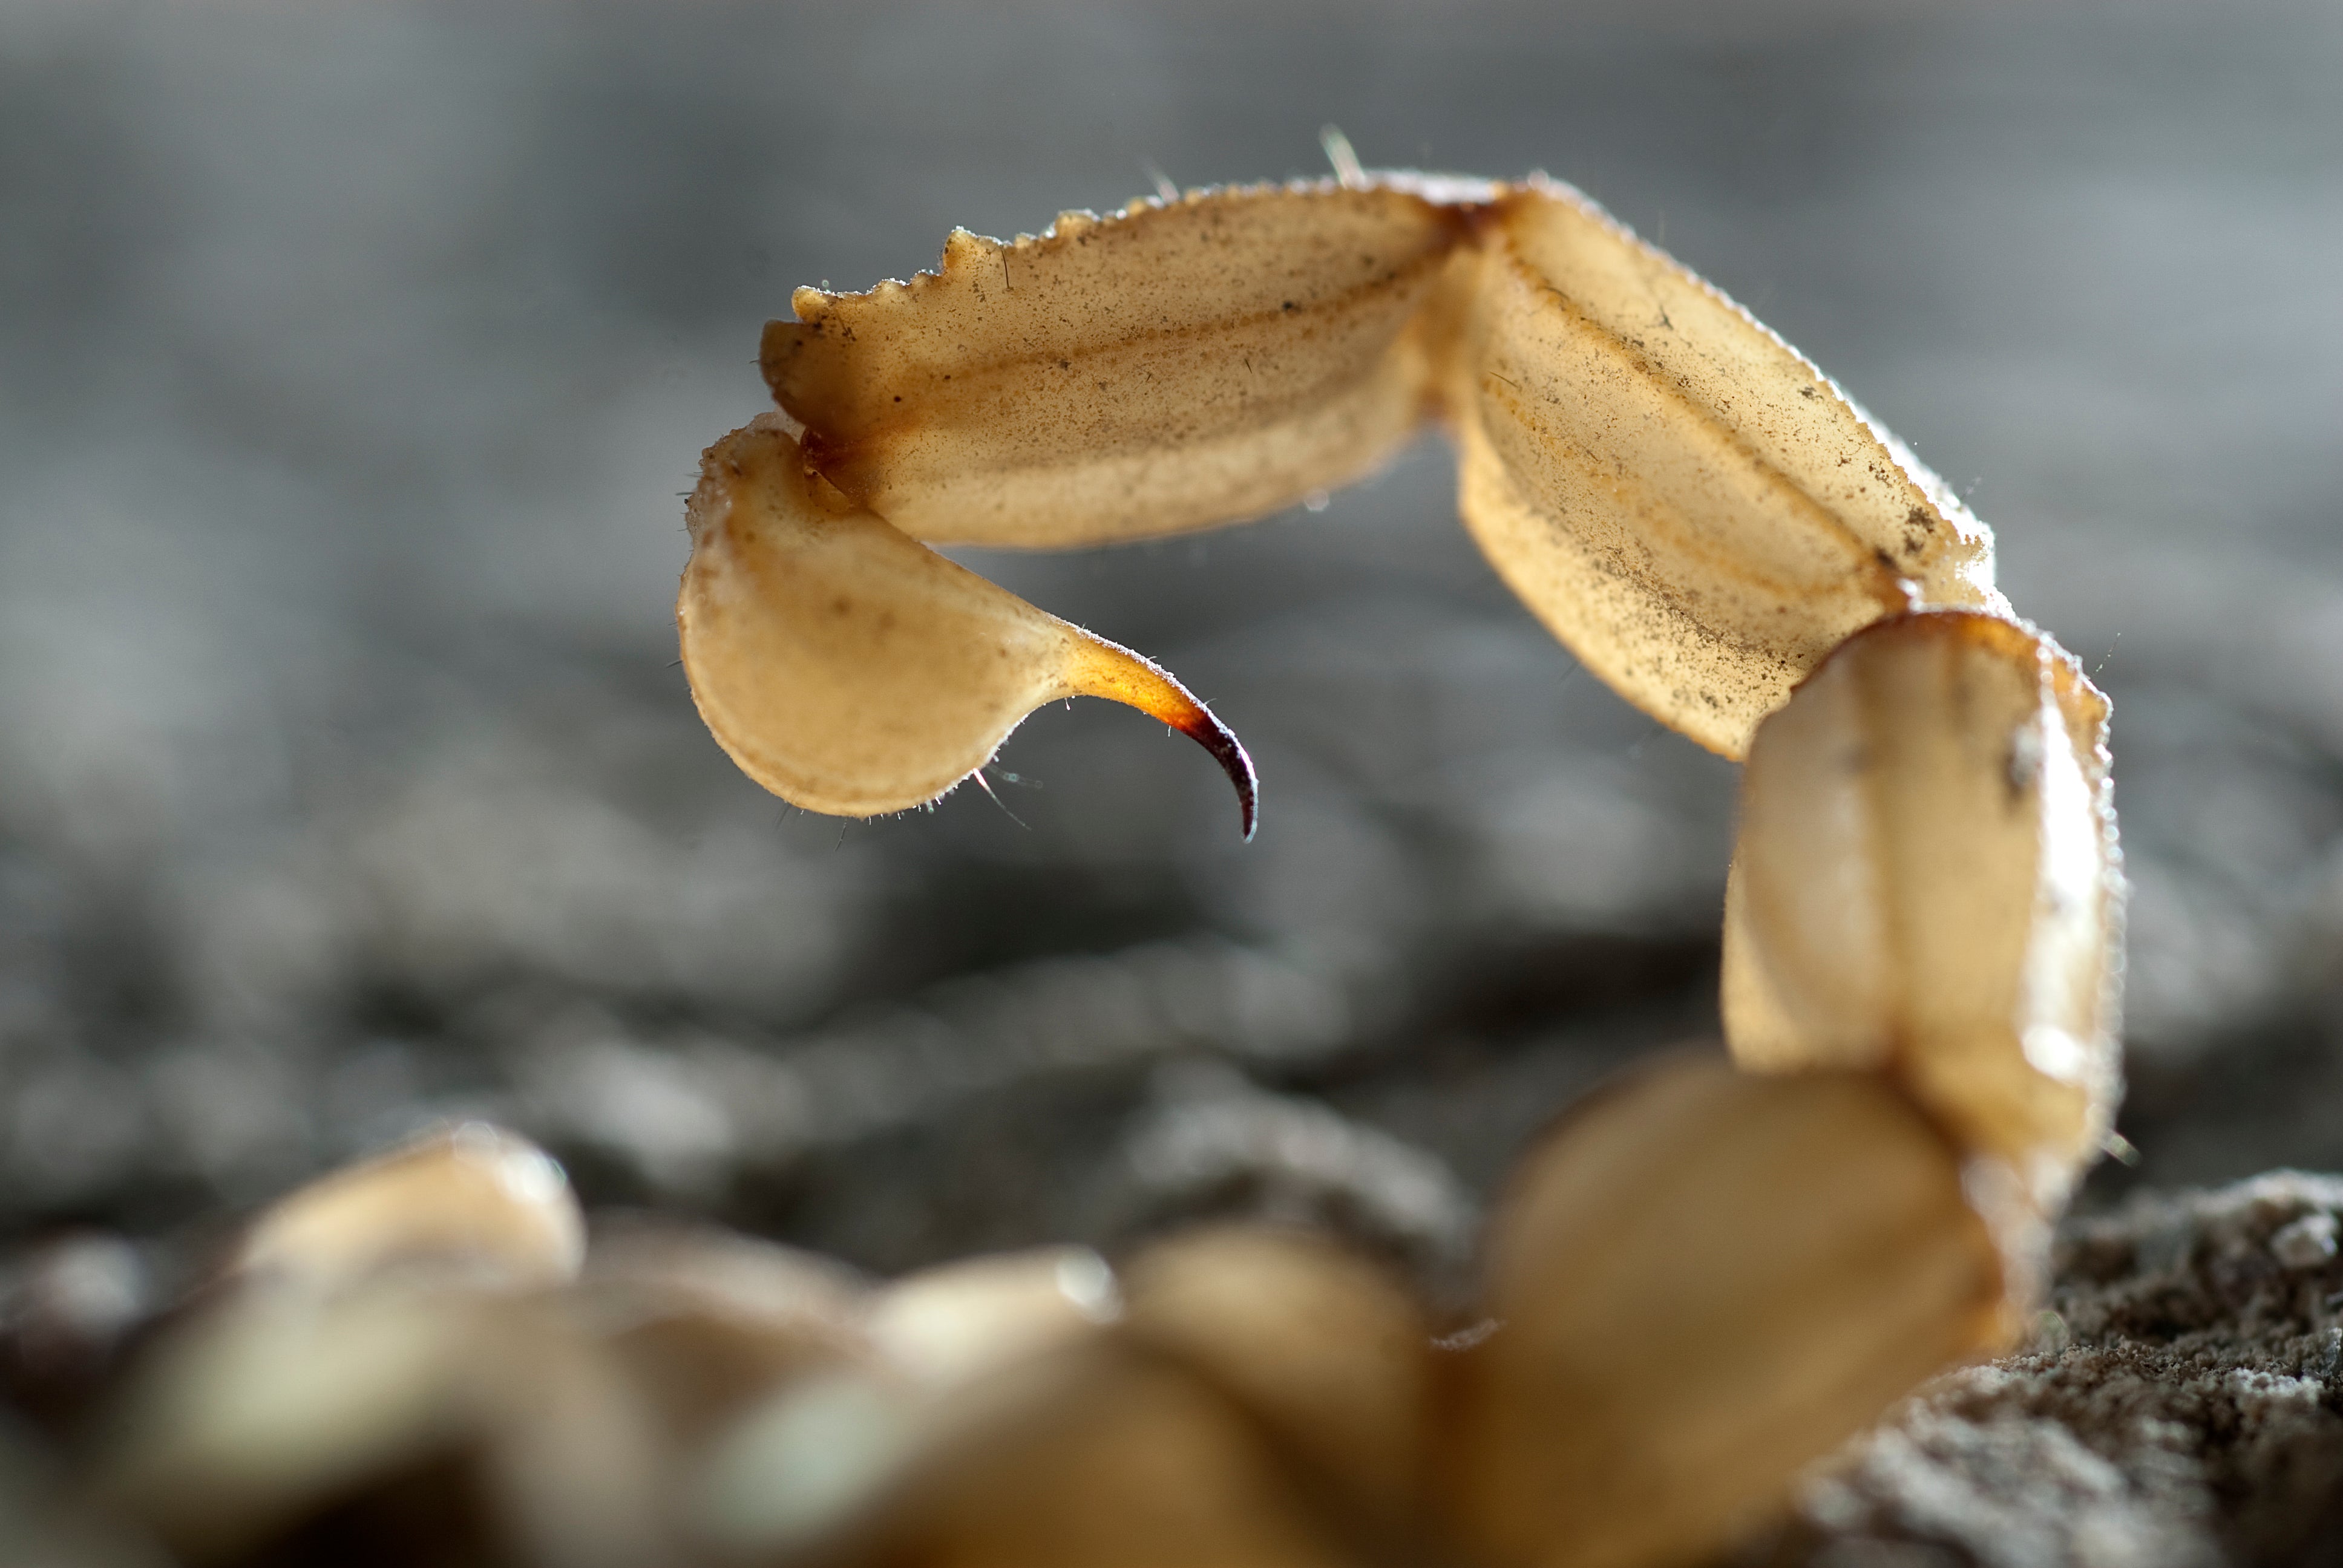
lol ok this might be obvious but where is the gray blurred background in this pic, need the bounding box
[2,0,2339,1287]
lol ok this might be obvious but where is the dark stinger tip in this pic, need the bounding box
[1177,708,1259,841]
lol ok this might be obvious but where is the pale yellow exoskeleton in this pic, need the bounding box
[395,163,2128,1568]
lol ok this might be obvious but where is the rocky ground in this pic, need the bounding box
[1760,1174,2343,1568]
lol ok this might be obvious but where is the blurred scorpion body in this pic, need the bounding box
[86,165,2122,1568]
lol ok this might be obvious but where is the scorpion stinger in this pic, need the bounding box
[666,168,2122,1568]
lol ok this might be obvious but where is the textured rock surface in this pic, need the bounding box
[1752,1173,2343,1568]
